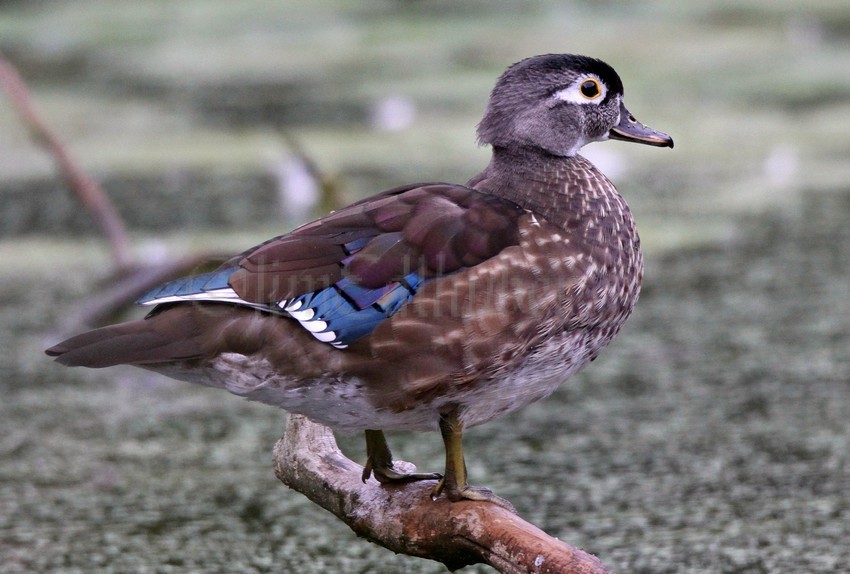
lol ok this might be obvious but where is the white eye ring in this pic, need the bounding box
[553,75,607,105]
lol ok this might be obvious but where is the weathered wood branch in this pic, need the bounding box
[273,415,613,573]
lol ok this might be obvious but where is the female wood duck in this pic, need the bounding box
[47,54,672,505]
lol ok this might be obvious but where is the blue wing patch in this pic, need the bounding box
[137,266,427,349]
[279,272,425,348]
[137,268,242,305]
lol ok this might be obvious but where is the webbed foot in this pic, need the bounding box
[431,479,516,512]
[432,410,516,513]
[361,429,441,483]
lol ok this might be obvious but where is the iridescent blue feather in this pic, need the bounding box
[283,272,425,347]
[137,269,236,305]
[137,265,427,348]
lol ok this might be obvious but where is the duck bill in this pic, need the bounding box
[609,101,674,148]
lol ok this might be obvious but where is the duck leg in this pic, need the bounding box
[361,429,442,483]
[432,410,515,511]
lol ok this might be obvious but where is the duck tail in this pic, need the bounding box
[45,308,202,368]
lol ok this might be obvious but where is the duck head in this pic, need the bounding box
[477,54,673,157]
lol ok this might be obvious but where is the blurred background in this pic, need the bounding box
[1,1,848,572]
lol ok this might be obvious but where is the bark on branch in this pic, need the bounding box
[273,415,614,573]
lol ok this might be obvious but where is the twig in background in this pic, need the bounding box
[0,52,231,329]
[0,51,134,273]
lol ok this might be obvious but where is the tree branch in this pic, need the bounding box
[273,415,614,573]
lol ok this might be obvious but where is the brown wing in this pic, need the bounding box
[227,183,525,304]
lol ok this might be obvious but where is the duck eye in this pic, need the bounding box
[552,77,607,105]
[580,79,601,99]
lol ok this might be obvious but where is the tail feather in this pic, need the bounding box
[46,308,203,368]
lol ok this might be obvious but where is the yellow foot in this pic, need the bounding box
[362,462,442,484]
[362,429,441,484]
[431,480,517,513]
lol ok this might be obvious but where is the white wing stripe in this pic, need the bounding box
[300,319,328,333]
[312,330,337,342]
[289,308,315,321]
[139,287,244,306]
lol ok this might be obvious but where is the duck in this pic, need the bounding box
[46,54,673,505]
